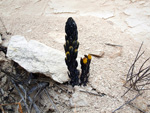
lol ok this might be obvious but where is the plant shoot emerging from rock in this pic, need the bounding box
[64,17,79,86]
[80,54,92,86]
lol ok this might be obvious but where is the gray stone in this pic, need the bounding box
[6,35,69,83]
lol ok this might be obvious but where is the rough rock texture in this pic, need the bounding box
[6,35,69,83]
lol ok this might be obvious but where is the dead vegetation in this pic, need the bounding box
[124,42,150,92]
[0,59,74,113]
[113,43,150,113]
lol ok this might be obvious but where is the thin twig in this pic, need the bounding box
[28,82,49,95]
[128,102,146,113]
[18,84,40,113]
[126,42,143,82]
[112,93,142,113]
[44,89,60,113]
[123,42,150,96]
[121,87,132,97]
[11,79,30,113]
[29,87,43,112]
[105,43,123,47]
[80,90,106,97]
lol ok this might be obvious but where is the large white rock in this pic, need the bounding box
[6,35,69,83]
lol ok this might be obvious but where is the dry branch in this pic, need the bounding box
[0,62,59,113]
[123,42,150,96]
[80,90,106,97]
[112,93,142,113]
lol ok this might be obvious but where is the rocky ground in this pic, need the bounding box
[0,0,150,113]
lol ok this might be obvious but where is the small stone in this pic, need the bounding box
[6,35,69,83]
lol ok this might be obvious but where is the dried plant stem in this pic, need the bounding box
[128,103,146,113]
[44,89,60,113]
[105,43,123,47]
[112,93,142,113]
[126,42,144,82]
[80,90,106,97]
[123,42,150,96]
[11,79,30,113]
[18,84,40,113]
[29,87,43,112]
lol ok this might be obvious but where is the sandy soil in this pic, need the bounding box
[0,0,150,113]
[0,0,150,44]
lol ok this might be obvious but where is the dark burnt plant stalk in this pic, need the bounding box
[64,17,79,86]
[80,54,92,86]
